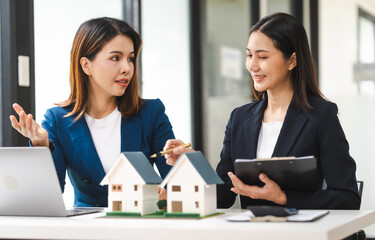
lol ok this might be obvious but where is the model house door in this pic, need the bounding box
[171,201,183,212]
[112,201,122,211]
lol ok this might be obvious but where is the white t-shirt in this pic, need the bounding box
[84,108,121,173]
[256,121,283,158]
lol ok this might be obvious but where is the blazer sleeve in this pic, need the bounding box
[285,103,360,209]
[216,110,238,208]
[149,99,174,179]
[41,109,67,193]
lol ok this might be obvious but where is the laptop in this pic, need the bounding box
[0,147,103,217]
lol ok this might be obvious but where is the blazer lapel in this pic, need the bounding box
[121,115,142,152]
[272,101,308,157]
[244,98,267,158]
[68,117,106,181]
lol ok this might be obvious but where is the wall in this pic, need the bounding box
[141,0,192,144]
[202,0,251,169]
[319,0,375,235]
[0,9,2,147]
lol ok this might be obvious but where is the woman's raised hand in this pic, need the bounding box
[163,139,194,166]
[9,103,49,147]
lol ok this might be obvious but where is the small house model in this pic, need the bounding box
[100,152,162,215]
[160,151,224,217]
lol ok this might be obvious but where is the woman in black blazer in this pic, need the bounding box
[164,13,360,210]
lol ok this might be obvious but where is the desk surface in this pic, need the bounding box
[0,209,375,240]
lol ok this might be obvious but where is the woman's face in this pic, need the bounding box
[82,34,135,99]
[246,31,295,94]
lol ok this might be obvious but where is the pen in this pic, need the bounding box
[150,143,192,158]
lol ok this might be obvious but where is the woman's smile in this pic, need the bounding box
[252,74,267,82]
[115,78,129,87]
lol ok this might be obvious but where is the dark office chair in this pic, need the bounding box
[344,181,366,240]
[357,181,364,199]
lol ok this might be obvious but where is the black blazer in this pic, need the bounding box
[216,95,360,209]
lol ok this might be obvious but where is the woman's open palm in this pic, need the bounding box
[9,103,49,146]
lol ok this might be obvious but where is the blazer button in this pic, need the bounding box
[83,179,91,184]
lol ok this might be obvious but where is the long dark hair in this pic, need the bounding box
[250,12,323,111]
[59,17,143,120]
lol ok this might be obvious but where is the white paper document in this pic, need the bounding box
[287,210,329,222]
[226,210,329,222]
[226,210,254,222]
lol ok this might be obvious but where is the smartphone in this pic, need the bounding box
[247,205,298,217]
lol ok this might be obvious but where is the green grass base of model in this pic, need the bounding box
[105,211,224,219]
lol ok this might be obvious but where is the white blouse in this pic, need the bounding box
[256,121,283,158]
[84,108,121,173]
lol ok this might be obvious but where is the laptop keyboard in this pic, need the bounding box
[66,207,104,216]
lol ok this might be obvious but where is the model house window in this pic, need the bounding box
[112,184,122,192]
[134,185,138,191]
[134,201,138,207]
[195,186,199,192]
[195,201,199,208]
[172,185,181,192]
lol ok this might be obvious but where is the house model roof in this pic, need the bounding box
[160,151,224,188]
[100,152,162,185]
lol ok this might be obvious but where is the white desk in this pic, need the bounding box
[0,209,374,240]
[365,223,375,238]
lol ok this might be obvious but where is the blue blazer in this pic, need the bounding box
[216,95,360,209]
[41,99,174,207]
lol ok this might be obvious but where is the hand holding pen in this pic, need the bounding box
[151,142,192,158]
[161,140,194,166]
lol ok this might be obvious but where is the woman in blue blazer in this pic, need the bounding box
[10,17,174,207]
[164,13,360,210]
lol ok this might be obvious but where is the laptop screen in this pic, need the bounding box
[0,147,68,216]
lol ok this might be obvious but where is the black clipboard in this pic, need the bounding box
[234,156,322,191]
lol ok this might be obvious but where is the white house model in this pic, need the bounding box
[100,152,162,215]
[160,151,224,217]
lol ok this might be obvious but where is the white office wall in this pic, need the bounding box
[34,0,123,207]
[141,0,192,144]
[0,11,2,147]
[319,0,375,235]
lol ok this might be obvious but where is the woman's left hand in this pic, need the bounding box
[228,172,287,205]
